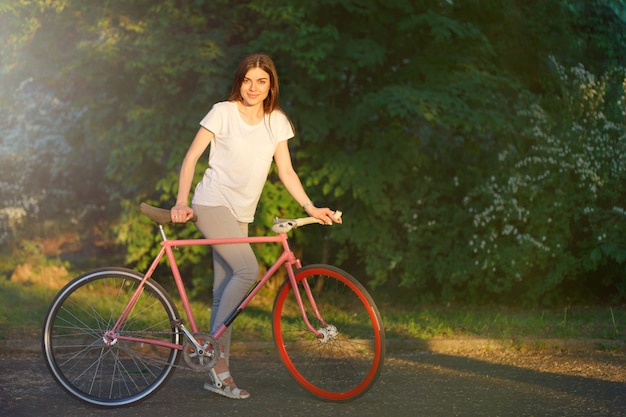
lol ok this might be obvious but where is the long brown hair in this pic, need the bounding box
[228,54,282,114]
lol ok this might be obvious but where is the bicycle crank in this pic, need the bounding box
[182,332,220,372]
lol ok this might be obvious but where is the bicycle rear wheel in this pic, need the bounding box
[42,267,181,407]
[272,264,385,401]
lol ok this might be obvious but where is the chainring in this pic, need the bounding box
[182,332,219,372]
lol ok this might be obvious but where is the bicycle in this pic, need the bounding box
[42,203,385,407]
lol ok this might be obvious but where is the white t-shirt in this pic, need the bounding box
[191,101,294,222]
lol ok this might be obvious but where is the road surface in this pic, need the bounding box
[1,345,624,417]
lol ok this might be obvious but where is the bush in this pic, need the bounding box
[462,59,626,304]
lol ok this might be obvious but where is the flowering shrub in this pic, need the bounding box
[464,60,626,304]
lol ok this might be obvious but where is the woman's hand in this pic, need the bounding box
[171,205,194,223]
[306,205,343,225]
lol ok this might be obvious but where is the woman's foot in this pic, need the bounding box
[204,357,250,399]
[204,369,250,399]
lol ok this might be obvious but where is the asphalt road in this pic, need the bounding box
[1,345,624,417]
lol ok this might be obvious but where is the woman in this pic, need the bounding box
[170,54,341,399]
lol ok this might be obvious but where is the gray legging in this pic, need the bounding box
[192,204,259,366]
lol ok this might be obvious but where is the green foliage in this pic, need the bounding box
[3,0,626,305]
[462,60,626,304]
[0,76,111,248]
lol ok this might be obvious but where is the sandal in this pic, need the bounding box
[204,369,251,400]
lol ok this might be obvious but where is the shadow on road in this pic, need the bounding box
[405,351,625,409]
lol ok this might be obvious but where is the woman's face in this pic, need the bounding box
[240,67,271,107]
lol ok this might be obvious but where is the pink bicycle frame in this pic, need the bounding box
[105,230,327,350]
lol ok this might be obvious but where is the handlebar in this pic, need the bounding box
[271,212,342,233]
[139,203,342,234]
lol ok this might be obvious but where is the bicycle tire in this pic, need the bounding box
[41,267,182,407]
[272,264,385,401]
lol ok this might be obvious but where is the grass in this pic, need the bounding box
[1,278,625,346]
[380,303,626,342]
[0,279,58,340]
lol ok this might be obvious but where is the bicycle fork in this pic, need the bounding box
[287,268,339,344]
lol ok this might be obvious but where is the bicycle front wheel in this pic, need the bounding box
[41,267,182,407]
[272,264,385,401]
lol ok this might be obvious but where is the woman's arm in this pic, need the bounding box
[274,140,341,225]
[171,127,214,222]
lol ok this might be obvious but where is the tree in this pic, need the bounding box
[3,0,625,304]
